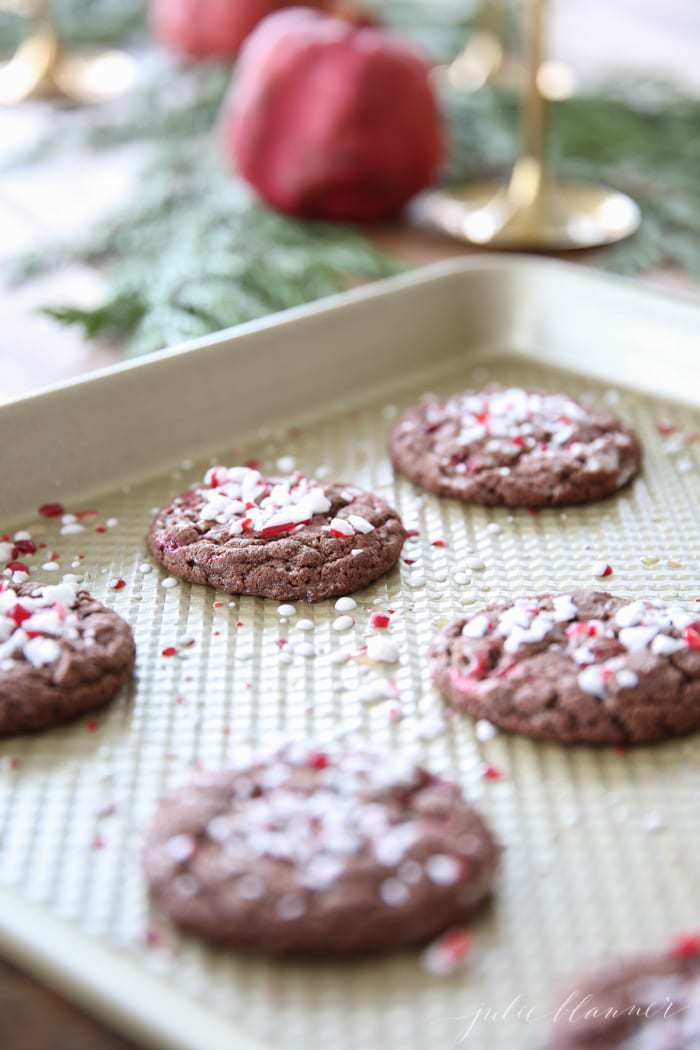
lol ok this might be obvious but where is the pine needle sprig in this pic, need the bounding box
[5,1,700,354]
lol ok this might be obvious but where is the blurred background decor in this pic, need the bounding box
[1,0,700,395]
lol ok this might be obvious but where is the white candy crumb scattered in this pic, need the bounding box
[475,719,498,742]
[366,636,399,664]
[333,616,354,632]
[335,596,357,612]
[357,679,396,704]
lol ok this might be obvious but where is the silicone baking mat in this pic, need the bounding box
[1,335,700,1048]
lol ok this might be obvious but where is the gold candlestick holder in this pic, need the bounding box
[0,0,136,106]
[416,0,641,251]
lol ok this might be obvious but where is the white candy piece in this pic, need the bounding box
[329,517,354,537]
[334,597,357,612]
[462,614,490,639]
[332,616,354,632]
[22,637,61,667]
[651,634,686,655]
[577,666,607,698]
[619,626,659,652]
[366,636,399,664]
[357,680,396,704]
[475,719,498,742]
[616,669,639,689]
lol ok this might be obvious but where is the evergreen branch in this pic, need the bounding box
[4,1,700,355]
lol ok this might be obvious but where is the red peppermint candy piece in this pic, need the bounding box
[669,932,700,960]
[481,764,505,781]
[369,612,391,629]
[438,928,473,962]
[9,604,32,626]
[684,625,700,651]
[6,562,29,574]
[161,646,177,657]
[110,579,126,591]
[261,520,308,538]
[307,751,329,770]
[13,540,36,556]
[38,502,64,518]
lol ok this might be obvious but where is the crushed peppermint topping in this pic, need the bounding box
[457,594,699,702]
[153,747,470,910]
[174,466,376,541]
[403,388,635,478]
[0,579,81,667]
[366,636,400,664]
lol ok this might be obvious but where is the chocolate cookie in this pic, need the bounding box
[547,936,700,1049]
[143,744,499,957]
[430,590,700,745]
[0,579,135,734]
[389,387,641,506]
[147,466,405,602]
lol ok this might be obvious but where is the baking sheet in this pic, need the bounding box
[1,257,700,1050]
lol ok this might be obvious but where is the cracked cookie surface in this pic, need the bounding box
[389,387,641,506]
[430,590,700,745]
[148,466,405,601]
[0,579,135,734]
[144,743,500,957]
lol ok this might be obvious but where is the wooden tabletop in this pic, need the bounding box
[0,3,698,1048]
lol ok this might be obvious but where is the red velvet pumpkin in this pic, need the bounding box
[150,0,327,61]
[219,8,443,221]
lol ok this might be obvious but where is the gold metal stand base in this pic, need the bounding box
[0,29,135,105]
[422,0,642,253]
[414,176,641,252]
